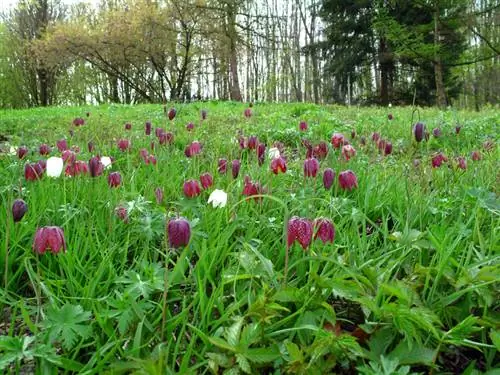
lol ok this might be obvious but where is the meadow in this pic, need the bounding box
[0,102,499,374]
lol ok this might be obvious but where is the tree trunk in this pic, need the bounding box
[434,5,447,107]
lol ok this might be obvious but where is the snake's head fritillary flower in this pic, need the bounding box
[431,152,448,168]
[314,218,335,244]
[167,218,191,248]
[39,144,51,156]
[471,150,481,161]
[414,122,425,142]
[57,139,68,152]
[183,179,201,198]
[200,172,213,189]
[287,216,313,250]
[299,121,308,131]
[338,170,358,191]
[331,133,345,149]
[323,168,335,190]
[271,156,287,175]
[232,159,241,179]
[145,121,152,135]
[33,226,66,255]
[218,158,227,174]
[108,172,122,188]
[17,146,28,159]
[303,158,319,178]
[12,199,28,223]
[168,108,176,120]
[341,144,356,161]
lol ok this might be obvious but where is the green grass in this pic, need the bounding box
[0,102,499,374]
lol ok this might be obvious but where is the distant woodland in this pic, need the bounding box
[0,0,498,109]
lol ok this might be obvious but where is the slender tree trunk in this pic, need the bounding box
[434,5,447,107]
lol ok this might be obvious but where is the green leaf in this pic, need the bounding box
[387,340,436,365]
[236,353,252,374]
[209,337,236,352]
[225,317,244,347]
[42,304,92,351]
[244,346,280,363]
[285,341,304,362]
[490,330,500,351]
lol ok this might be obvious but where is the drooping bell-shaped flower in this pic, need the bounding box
[159,131,174,146]
[371,132,381,143]
[145,121,152,135]
[455,125,461,134]
[185,141,202,157]
[201,109,207,120]
[39,144,51,156]
[155,187,164,204]
[457,157,467,170]
[168,108,177,120]
[155,127,164,138]
[65,160,89,177]
[89,156,104,177]
[117,139,130,152]
[331,133,345,149]
[12,199,28,222]
[388,113,393,120]
[200,172,213,190]
[218,158,227,174]
[57,139,68,152]
[208,189,228,208]
[432,127,442,138]
[115,206,128,222]
[124,122,132,130]
[314,218,335,244]
[431,152,448,168]
[384,141,393,156]
[108,171,122,188]
[244,108,252,118]
[17,146,28,159]
[323,168,335,190]
[232,159,241,179]
[313,141,329,160]
[186,122,194,131]
[88,141,95,153]
[24,162,43,181]
[248,136,258,150]
[303,158,319,178]
[33,226,66,255]
[414,122,425,143]
[338,170,358,191]
[341,144,356,161]
[242,176,265,201]
[46,157,64,178]
[62,150,76,165]
[471,150,481,161]
[271,156,287,175]
[73,117,85,126]
[257,143,266,166]
[183,179,201,198]
[287,216,313,250]
[299,121,308,131]
[167,218,191,248]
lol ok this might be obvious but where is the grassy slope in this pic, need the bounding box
[0,102,498,373]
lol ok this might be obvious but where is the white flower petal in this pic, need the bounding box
[101,156,112,169]
[208,189,227,208]
[46,157,64,177]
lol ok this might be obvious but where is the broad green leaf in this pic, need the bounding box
[226,318,244,347]
[387,340,436,365]
[244,346,280,363]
